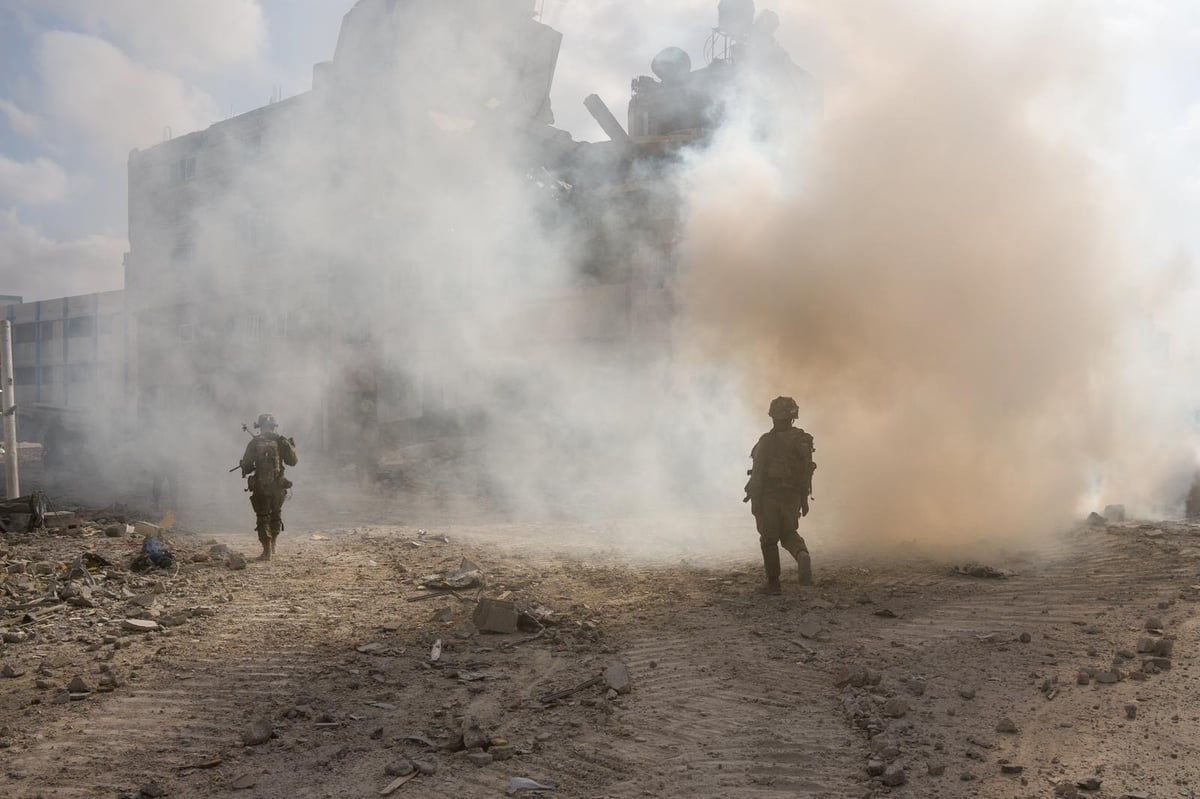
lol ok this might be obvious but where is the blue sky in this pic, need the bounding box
[0,0,727,300]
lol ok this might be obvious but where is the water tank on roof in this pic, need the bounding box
[717,0,756,38]
[651,47,692,84]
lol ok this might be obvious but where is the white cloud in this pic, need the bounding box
[0,156,71,205]
[36,31,221,163]
[0,98,41,137]
[30,0,267,75]
[0,211,126,300]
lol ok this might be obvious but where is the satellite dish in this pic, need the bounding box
[651,47,692,84]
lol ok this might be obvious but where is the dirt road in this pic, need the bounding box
[1,512,1198,798]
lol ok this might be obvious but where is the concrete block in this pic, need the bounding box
[472,599,518,634]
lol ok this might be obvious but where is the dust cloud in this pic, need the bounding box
[674,1,1178,548]
[48,1,1200,561]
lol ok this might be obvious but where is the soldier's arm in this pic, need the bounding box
[239,440,257,475]
[279,436,298,467]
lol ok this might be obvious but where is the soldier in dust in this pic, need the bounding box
[240,413,298,561]
[744,396,816,593]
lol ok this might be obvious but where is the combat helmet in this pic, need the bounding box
[254,413,278,431]
[768,396,799,420]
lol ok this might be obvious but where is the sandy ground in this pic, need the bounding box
[1,500,1199,799]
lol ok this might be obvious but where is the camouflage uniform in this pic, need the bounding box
[745,397,815,591]
[240,414,298,560]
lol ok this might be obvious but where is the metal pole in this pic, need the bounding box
[0,320,19,498]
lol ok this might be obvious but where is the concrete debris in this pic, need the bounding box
[1086,512,1107,527]
[122,619,160,633]
[2,664,25,678]
[1000,763,1024,774]
[424,559,482,590]
[881,698,908,718]
[866,759,885,776]
[103,524,125,538]
[1095,669,1120,684]
[1076,776,1102,791]
[472,599,518,634]
[490,745,515,761]
[67,675,90,694]
[1077,670,1090,685]
[603,662,632,695]
[509,777,557,792]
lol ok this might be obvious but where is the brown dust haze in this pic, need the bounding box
[676,2,1162,548]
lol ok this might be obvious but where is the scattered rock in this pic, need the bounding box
[227,553,247,570]
[1086,512,1106,527]
[67,676,90,694]
[1056,780,1080,797]
[1076,776,1102,791]
[956,563,1013,579]
[927,763,946,777]
[461,716,488,751]
[1103,504,1126,522]
[1,664,25,678]
[242,719,273,746]
[412,759,436,776]
[603,662,632,695]
[466,751,493,767]
[1,631,26,644]
[995,717,1018,734]
[139,783,165,798]
[904,679,926,697]
[1019,632,1032,643]
[1076,670,1090,685]
[1095,670,1120,684]
[104,524,125,538]
[1145,617,1163,631]
[385,759,415,777]
[1000,763,1024,774]
[958,687,976,700]
[882,698,909,719]
[866,759,885,777]
[880,764,906,786]
[1125,703,1137,720]
[490,745,516,761]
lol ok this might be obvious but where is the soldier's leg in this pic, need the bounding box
[268,488,284,555]
[776,500,812,586]
[755,504,784,590]
[249,490,271,560]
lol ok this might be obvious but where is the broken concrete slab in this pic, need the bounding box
[472,599,518,634]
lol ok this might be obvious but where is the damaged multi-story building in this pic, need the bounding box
[123,0,814,488]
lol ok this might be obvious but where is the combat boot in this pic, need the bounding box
[795,551,813,586]
[268,535,278,557]
[256,537,271,561]
[763,577,782,595]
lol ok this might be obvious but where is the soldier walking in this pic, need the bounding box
[744,396,816,593]
[240,413,298,561]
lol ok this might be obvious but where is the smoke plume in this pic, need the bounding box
[675,1,1171,547]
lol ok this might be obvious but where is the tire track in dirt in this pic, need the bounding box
[7,543,384,799]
